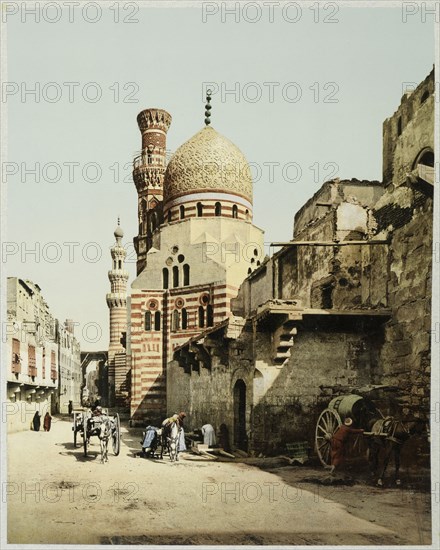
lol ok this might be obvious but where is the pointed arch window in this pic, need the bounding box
[163,268,169,289]
[197,202,203,217]
[207,305,214,327]
[180,205,185,220]
[215,202,222,216]
[172,310,180,331]
[173,266,179,288]
[183,264,190,286]
[145,311,152,331]
[154,311,161,331]
[232,204,238,218]
[198,306,205,328]
[182,308,188,329]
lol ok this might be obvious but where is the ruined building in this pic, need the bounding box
[166,69,435,453]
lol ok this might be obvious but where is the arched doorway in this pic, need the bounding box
[233,379,247,450]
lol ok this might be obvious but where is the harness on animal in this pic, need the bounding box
[371,417,408,444]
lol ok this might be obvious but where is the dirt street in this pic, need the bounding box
[6,417,431,545]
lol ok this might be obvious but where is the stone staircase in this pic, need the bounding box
[273,320,297,368]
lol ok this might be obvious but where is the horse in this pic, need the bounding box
[98,418,113,464]
[367,417,428,486]
[160,421,182,462]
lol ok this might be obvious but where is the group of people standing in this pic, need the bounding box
[31,411,52,432]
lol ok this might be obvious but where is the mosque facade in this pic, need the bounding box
[127,96,264,424]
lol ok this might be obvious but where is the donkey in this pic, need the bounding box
[367,417,428,486]
[98,418,113,464]
[160,421,182,462]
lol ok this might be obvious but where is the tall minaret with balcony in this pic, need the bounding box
[106,220,129,407]
[133,108,172,275]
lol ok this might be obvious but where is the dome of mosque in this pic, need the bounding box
[163,126,253,206]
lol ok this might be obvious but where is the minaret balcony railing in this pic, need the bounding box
[133,149,173,169]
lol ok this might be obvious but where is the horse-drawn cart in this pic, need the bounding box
[314,389,429,485]
[72,408,121,458]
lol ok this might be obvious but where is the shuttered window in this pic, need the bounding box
[11,339,21,374]
[51,350,57,380]
[28,345,37,377]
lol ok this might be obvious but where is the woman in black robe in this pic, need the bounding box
[32,412,41,431]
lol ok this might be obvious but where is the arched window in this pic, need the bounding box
[207,305,214,327]
[215,202,221,216]
[197,202,203,217]
[180,205,185,220]
[151,213,157,231]
[397,116,402,136]
[154,311,161,331]
[172,310,180,331]
[183,264,190,286]
[113,260,116,269]
[163,268,169,289]
[167,210,172,223]
[232,204,238,218]
[245,209,249,219]
[118,260,122,269]
[182,308,188,329]
[147,149,152,164]
[173,266,179,288]
[198,306,205,328]
[145,311,152,331]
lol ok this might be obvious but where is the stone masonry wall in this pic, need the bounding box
[377,197,433,418]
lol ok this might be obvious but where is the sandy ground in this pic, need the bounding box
[6,417,432,545]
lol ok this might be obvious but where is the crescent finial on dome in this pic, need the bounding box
[205,89,212,126]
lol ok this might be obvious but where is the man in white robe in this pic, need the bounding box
[201,424,216,446]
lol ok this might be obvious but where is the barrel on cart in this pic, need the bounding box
[315,394,375,466]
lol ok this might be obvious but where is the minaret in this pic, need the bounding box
[106,219,129,407]
[133,108,172,275]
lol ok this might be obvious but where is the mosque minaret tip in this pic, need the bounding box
[106,218,129,407]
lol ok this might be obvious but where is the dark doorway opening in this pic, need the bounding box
[233,379,247,451]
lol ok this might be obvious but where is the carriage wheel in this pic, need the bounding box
[73,412,78,448]
[112,413,121,456]
[315,409,341,466]
[82,412,89,457]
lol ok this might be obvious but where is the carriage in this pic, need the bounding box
[72,408,121,457]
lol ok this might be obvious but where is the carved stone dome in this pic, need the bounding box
[163,126,253,206]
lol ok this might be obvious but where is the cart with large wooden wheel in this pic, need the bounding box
[315,394,371,466]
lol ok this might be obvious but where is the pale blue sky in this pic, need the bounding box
[4,4,435,349]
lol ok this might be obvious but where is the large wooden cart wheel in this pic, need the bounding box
[315,409,341,466]
[82,412,89,457]
[112,413,121,456]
